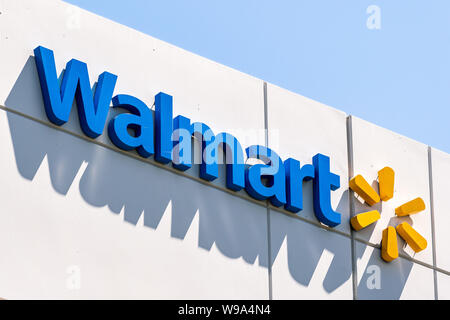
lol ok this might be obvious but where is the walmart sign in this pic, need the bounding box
[33,46,342,227]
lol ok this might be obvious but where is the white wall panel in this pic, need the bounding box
[0,109,269,299]
[351,117,433,265]
[270,210,353,299]
[266,84,350,234]
[430,148,450,272]
[355,242,434,300]
[437,271,450,299]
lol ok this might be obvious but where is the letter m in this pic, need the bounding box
[34,46,117,138]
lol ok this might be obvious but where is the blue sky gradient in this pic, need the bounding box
[64,0,450,153]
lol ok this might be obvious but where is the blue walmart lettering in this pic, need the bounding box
[33,46,342,228]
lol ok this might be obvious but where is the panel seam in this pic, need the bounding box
[346,115,358,300]
[263,82,273,300]
[428,146,439,300]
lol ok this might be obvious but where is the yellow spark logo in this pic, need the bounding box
[349,167,427,262]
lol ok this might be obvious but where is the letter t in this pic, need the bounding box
[312,153,341,227]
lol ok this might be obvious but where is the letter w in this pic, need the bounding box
[34,46,117,138]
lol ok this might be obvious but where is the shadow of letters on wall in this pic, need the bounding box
[2,53,412,296]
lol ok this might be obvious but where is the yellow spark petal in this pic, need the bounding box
[381,226,399,262]
[349,175,380,206]
[378,167,394,201]
[350,210,381,231]
[396,222,427,253]
[395,197,425,216]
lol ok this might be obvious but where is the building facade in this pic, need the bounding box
[0,0,449,299]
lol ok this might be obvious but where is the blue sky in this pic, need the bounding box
[64,0,450,153]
